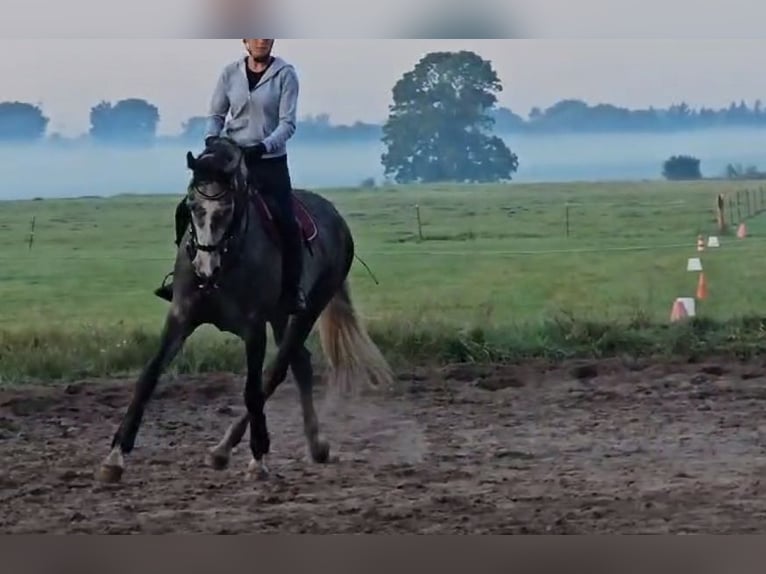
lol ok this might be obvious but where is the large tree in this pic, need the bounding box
[381,50,518,184]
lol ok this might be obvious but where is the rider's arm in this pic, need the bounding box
[261,66,299,153]
[205,69,230,140]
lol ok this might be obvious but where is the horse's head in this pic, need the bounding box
[184,137,248,286]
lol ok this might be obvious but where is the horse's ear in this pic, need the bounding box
[186,151,195,170]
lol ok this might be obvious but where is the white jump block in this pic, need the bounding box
[670,297,696,322]
[707,236,720,247]
[687,257,703,272]
[678,297,696,316]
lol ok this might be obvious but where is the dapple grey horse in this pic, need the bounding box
[97,136,393,482]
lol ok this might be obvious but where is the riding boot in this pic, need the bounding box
[281,230,306,314]
[154,199,189,302]
[274,192,306,314]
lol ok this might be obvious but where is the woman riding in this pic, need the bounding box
[155,38,305,314]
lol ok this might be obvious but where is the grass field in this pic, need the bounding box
[2,179,766,382]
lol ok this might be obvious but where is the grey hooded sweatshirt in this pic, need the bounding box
[204,56,298,158]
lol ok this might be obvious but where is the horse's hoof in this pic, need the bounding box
[205,449,230,471]
[247,457,270,481]
[97,464,124,484]
[97,448,124,483]
[311,439,331,464]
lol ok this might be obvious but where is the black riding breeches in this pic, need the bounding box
[245,154,299,238]
[246,154,303,294]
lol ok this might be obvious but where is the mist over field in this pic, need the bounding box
[1,127,765,200]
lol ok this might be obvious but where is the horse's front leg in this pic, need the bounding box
[97,309,193,483]
[243,320,271,479]
[206,318,281,471]
[207,308,324,471]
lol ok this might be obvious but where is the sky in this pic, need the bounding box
[2,39,766,135]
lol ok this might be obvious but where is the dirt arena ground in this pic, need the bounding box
[2,357,766,533]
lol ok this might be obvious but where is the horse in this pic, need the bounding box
[97,136,394,483]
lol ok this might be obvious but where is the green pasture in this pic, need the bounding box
[2,179,766,382]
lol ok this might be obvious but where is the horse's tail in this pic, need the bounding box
[317,279,394,396]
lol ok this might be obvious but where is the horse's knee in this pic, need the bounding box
[244,384,270,457]
[243,384,265,416]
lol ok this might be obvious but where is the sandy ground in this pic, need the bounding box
[2,357,766,533]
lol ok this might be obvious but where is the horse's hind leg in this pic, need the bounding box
[290,344,330,463]
[263,281,337,398]
[268,315,329,463]
[206,411,249,470]
[98,309,192,483]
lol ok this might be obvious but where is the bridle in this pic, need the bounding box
[185,146,251,284]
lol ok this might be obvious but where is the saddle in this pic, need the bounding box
[252,191,318,248]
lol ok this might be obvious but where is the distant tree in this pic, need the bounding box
[725,162,766,180]
[662,155,702,180]
[297,114,381,142]
[381,50,519,184]
[180,116,207,141]
[0,102,49,141]
[726,163,742,179]
[89,98,160,144]
[491,107,526,132]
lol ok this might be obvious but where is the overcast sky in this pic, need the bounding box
[2,39,766,135]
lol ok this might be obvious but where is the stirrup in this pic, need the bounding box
[158,271,174,289]
[153,271,174,302]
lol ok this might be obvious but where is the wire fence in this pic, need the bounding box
[2,187,765,324]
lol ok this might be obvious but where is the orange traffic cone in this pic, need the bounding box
[696,273,708,300]
[670,299,688,322]
[737,222,747,239]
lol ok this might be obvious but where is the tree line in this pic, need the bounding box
[4,95,766,145]
[3,49,764,184]
[0,101,383,144]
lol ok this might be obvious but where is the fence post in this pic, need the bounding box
[737,190,742,221]
[716,193,726,233]
[565,204,570,237]
[415,204,423,242]
[27,216,35,251]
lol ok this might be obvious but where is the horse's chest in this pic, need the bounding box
[198,292,259,335]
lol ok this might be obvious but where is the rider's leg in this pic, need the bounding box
[249,155,306,314]
[174,198,190,247]
[154,198,189,302]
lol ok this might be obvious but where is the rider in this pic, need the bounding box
[154,38,306,314]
